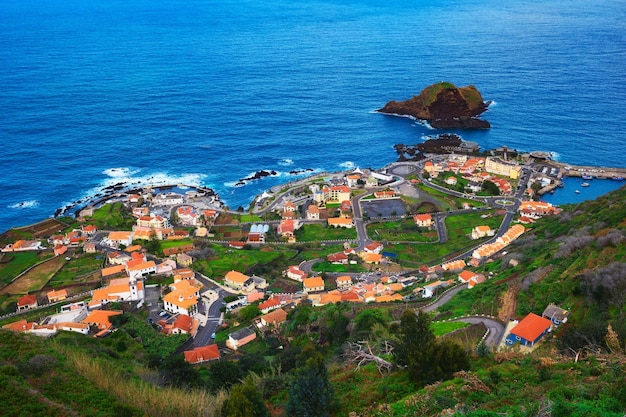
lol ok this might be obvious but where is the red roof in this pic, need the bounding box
[184,344,220,364]
[259,297,281,311]
[510,313,552,342]
[172,314,193,332]
[17,294,37,307]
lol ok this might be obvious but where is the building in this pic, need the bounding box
[327,217,354,228]
[306,204,320,220]
[364,242,383,254]
[17,294,38,312]
[126,260,157,279]
[176,206,199,226]
[106,231,133,248]
[260,308,288,327]
[335,275,353,290]
[421,280,451,298]
[413,213,433,228]
[506,313,553,347]
[163,279,200,316]
[485,157,522,179]
[471,225,494,240]
[184,345,220,364]
[542,304,569,325]
[227,327,257,350]
[224,270,254,292]
[47,289,68,303]
[259,297,281,314]
[284,265,307,282]
[177,253,193,267]
[303,277,325,293]
[90,276,144,308]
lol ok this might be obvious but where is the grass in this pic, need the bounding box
[0,255,66,295]
[0,251,50,287]
[367,219,438,243]
[47,253,103,287]
[295,224,357,242]
[160,238,194,249]
[121,315,188,359]
[430,321,470,336]
[239,214,263,222]
[86,202,135,230]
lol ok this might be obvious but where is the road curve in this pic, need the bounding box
[450,316,505,348]
[421,284,468,313]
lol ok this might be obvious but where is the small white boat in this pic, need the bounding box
[581,182,590,187]
[575,190,580,194]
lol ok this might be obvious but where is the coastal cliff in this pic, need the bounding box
[378,82,490,129]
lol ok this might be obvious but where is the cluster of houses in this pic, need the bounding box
[424,155,521,196]
[517,201,561,224]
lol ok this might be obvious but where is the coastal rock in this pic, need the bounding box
[378,82,490,129]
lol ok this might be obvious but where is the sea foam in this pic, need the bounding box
[8,200,39,209]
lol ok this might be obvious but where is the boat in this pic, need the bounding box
[575,190,580,194]
[612,176,624,181]
[581,175,594,180]
[581,182,590,187]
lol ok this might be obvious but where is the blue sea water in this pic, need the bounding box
[1,0,625,232]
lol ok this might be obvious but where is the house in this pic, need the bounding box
[184,345,220,364]
[421,280,450,298]
[90,277,144,308]
[156,259,177,275]
[17,294,38,312]
[413,213,433,228]
[260,308,288,327]
[126,260,156,279]
[306,204,320,220]
[259,297,281,314]
[132,207,149,218]
[506,313,553,347]
[82,224,98,236]
[82,310,122,335]
[137,214,169,229]
[229,241,246,250]
[542,304,569,325]
[227,327,257,350]
[173,268,195,282]
[169,314,197,336]
[84,242,97,254]
[303,277,325,293]
[153,192,184,206]
[2,240,44,253]
[327,217,354,228]
[466,181,482,193]
[163,279,200,316]
[177,253,193,267]
[284,265,307,282]
[176,206,199,226]
[374,190,396,199]
[327,252,348,264]
[317,185,351,204]
[445,176,458,186]
[47,289,68,303]
[283,201,297,212]
[467,274,486,289]
[335,275,353,290]
[101,264,127,278]
[360,252,382,264]
[277,219,301,238]
[54,244,68,256]
[224,270,255,292]
[441,259,466,272]
[471,225,494,240]
[364,242,383,254]
[107,231,133,248]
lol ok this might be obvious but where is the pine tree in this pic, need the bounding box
[220,376,268,417]
[286,353,336,417]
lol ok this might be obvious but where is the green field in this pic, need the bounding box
[367,219,439,242]
[430,321,470,336]
[48,253,104,287]
[0,252,51,287]
[311,261,365,274]
[86,202,135,230]
[295,223,357,242]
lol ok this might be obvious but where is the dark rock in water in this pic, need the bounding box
[394,134,477,161]
[238,170,279,184]
[54,208,62,217]
[378,82,490,129]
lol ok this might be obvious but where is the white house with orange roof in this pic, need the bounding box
[360,252,383,264]
[47,289,68,303]
[90,276,144,308]
[283,201,297,212]
[306,204,320,220]
[163,279,201,316]
[327,217,354,228]
[364,241,383,254]
[471,225,495,240]
[441,259,466,271]
[260,308,288,327]
[458,270,482,284]
[106,231,133,248]
[137,214,169,229]
[82,224,98,236]
[17,294,38,312]
[277,219,301,238]
[224,270,255,292]
[2,240,44,253]
[335,275,353,290]
[184,345,220,364]
[126,260,156,279]
[176,206,199,226]
[303,277,325,294]
[259,297,281,314]
[284,265,307,282]
[413,213,433,228]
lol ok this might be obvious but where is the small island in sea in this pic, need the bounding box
[377,81,491,129]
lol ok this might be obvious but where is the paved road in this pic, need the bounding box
[421,284,468,313]
[450,316,505,348]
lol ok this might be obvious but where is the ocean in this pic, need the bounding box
[1,0,625,232]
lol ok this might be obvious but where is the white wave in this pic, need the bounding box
[278,158,294,166]
[550,152,560,160]
[488,100,497,107]
[102,167,140,178]
[8,200,39,209]
[339,161,355,169]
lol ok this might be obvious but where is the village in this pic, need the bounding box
[0,150,580,363]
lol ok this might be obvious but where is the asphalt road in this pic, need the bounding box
[450,316,505,348]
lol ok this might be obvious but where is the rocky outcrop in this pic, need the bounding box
[378,82,490,129]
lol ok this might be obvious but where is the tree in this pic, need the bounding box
[221,375,269,417]
[238,304,261,322]
[481,180,500,196]
[159,354,200,389]
[206,360,244,392]
[286,353,336,417]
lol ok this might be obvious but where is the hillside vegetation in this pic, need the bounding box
[0,186,624,417]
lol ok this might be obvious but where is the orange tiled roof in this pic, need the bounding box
[261,308,288,324]
[303,277,324,289]
[101,264,127,277]
[184,344,220,364]
[510,313,552,342]
[225,270,250,284]
[83,310,122,330]
[17,294,37,307]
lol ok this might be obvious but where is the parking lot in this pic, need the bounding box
[360,198,407,219]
